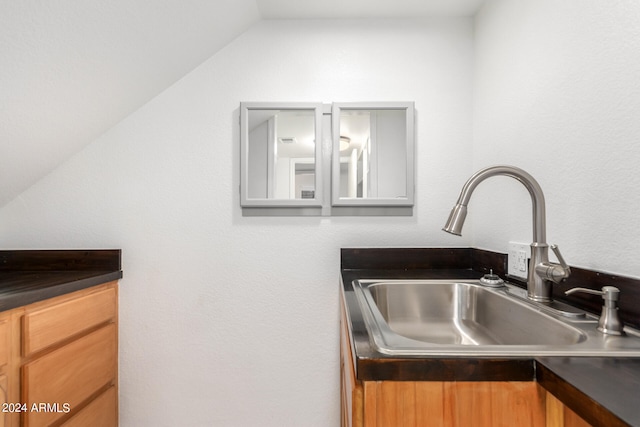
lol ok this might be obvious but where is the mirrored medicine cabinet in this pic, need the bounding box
[240,101,414,216]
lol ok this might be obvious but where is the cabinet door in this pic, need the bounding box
[22,324,117,427]
[61,386,117,427]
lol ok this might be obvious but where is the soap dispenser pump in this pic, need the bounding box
[565,286,624,335]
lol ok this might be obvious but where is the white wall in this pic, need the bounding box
[472,0,640,277]
[0,19,474,426]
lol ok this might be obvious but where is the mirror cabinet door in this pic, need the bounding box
[241,103,323,207]
[331,102,414,207]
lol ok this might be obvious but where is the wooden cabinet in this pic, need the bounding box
[545,392,592,427]
[0,317,8,368]
[1,375,8,427]
[340,296,593,427]
[0,311,11,427]
[0,281,118,427]
[22,324,117,426]
[60,386,117,427]
[341,337,545,426]
[340,306,361,427]
[22,287,116,357]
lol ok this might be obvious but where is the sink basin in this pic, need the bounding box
[369,281,583,346]
[352,279,640,356]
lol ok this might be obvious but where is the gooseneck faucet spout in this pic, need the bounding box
[443,165,570,302]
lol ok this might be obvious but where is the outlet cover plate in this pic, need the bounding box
[508,242,531,279]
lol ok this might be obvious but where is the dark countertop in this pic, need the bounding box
[538,357,640,427]
[341,248,640,427]
[0,250,122,312]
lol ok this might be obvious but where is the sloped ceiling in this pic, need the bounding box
[0,0,483,208]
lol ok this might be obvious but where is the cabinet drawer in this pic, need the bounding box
[61,386,117,427]
[22,324,117,427]
[0,318,8,367]
[23,286,116,356]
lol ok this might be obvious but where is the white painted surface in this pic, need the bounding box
[0,0,260,207]
[0,0,486,212]
[256,0,484,19]
[472,0,640,277]
[0,19,474,426]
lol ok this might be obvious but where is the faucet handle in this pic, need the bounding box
[550,244,570,271]
[536,244,571,283]
[551,244,571,281]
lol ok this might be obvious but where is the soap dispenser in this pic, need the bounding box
[565,286,624,335]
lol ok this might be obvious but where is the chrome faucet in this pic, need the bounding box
[443,165,571,302]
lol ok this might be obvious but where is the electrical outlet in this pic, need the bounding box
[508,242,531,279]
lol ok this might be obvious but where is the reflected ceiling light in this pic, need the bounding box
[340,136,351,151]
[278,137,297,144]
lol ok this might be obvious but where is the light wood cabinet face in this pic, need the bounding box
[22,287,116,357]
[345,379,546,427]
[546,392,593,427]
[0,281,118,427]
[60,386,117,427]
[0,375,7,427]
[22,324,117,427]
[0,318,8,368]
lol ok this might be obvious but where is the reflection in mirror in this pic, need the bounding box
[241,103,322,207]
[332,103,414,207]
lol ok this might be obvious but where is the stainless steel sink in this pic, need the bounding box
[352,279,640,356]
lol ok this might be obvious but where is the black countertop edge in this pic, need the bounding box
[0,271,122,312]
[0,249,123,312]
[356,356,535,382]
[0,249,121,272]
